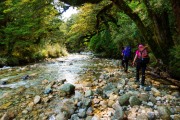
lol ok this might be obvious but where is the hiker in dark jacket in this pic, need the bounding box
[122,46,131,72]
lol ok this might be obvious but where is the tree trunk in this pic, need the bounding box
[171,0,180,44]
[143,0,174,64]
[171,0,180,35]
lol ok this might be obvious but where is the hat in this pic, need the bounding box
[138,44,144,48]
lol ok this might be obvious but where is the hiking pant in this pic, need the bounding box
[122,58,129,72]
[136,59,147,85]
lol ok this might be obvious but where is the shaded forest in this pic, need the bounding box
[0,0,179,79]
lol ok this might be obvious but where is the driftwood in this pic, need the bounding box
[146,71,180,88]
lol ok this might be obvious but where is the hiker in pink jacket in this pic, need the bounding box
[132,44,150,87]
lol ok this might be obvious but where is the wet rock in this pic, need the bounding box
[149,95,157,104]
[174,106,180,113]
[155,96,161,101]
[84,82,93,87]
[151,87,161,96]
[42,97,51,103]
[92,115,100,120]
[58,79,66,85]
[174,114,180,120]
[1,111,15,120]
[77,101,83,107]
[82,98,92,108]
[103,83,116,97]
[119,89,124,95]
[147,112,155,120]
[109,93,118,101]
[86,107,93,116]
[129,96,141,106]
[34,95,41,104]
[144,86,152,91]
[147,102,154,107]
[56,112,68,120]
[117,83,124,89]
[22,109,28,114]
[59,83,75,95]
[85,90,93,97]
[127,106,138,119]
[120,79,126,87]
[74,91,83,100]
[93,98,100,104]
[157,106,171,120]
[44,82,55,94]
[108,100,115,107]
[49,115,55,120]
[137,114,148,120]
[94,88,103,95]
[22,75,29,80]
[99,73,109,80]
[60,100,76,118]
[42,79,49,85]
[118,93,130,106]
[1,81,7,85]
[171,91,180,98]
[112,101,124,120]
[70,114,80,120]
[86,116,93,120]
[78,108,86,118]
[100,100,108,110]
[139,93,149,102]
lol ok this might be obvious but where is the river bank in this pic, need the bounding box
[0,54,179,120]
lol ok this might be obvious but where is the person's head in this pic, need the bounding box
[122,46,125,50]
[138,44,144,51]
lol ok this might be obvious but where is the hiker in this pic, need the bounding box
[122,46,131,72]
[121,47,125,68]
[132,44,149,87]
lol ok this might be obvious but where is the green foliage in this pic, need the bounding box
[89,29,119,58]
[0,0,68,65]
[169,45,180,79]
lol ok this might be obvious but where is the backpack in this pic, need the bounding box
[138,49,150,64]
[123,46,131,58]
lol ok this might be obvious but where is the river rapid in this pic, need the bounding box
[0,53,179,120]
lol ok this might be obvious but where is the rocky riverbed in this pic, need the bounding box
[0,54,179,120]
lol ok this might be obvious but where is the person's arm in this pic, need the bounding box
[121,50,124,56]
[132,54,137,66]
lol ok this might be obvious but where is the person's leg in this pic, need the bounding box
[135,61,140,82]
[122,59,125,68]
[125,59,128,72]
[141,63,147,86]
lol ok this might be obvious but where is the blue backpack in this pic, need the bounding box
[123,46,131,58]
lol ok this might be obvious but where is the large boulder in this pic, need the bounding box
[157,106,171,120]
[129,96,141,106]
[118,94,131,106]
[59,83,75,95]
[112,102,124,120]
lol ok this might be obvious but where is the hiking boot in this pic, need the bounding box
[135,80,139,82]
[140,85,144,89]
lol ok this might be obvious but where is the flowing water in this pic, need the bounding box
[0,54,93,95]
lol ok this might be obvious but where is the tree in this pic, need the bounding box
[0,0,67,64]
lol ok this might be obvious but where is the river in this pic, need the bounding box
[0,53,179,120]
